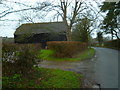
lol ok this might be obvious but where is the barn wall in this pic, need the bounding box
[14,33,67,48]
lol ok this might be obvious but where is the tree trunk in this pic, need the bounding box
[63,20,72,41]
[113,30,120,40]
[66,28,72,41]
[115,33,120,40]
[111,30,114,40]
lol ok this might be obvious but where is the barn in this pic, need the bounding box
[14,22,67,48]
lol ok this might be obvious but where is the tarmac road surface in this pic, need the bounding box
[93,47,119,88]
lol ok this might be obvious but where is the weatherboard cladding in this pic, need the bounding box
[15,22,67,35]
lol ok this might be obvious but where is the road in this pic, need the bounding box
[93,47,119,88]
[38,47,119,88]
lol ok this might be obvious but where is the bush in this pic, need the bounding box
[46,41,87,58]
[103,39,120,50]
[2,74,21,88]
[2,43,41,76]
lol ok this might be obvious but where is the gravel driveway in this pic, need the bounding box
[38,54,97,88]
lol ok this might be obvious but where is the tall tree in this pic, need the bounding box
[97,31,103,46]
[58,0,83,41]
[0,0,102,39]
[72,17,92,44]
[50,0,102,41]
[100,1,120,40]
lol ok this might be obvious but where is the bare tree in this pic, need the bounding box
[0,0,85,40]
[49,0,104,41]
[0,0,103,40]
[56,0,84,41]
[0,1,50,19]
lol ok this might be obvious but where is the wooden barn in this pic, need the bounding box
[14,22,67,48]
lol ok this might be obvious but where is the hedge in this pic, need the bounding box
[103,39,120,50]
[46,41,87,58]
[2,43,41,76]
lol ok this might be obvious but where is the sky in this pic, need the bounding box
[0,0,61,37]
[0,0,119,39]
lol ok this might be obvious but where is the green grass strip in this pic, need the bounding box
[37,48,95,61]
[34,68,82,88]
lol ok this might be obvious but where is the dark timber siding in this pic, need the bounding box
[14,33,67,48]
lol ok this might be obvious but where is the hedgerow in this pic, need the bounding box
[103,39,120,50]
[47,41,87,58]
[2,43,41,76]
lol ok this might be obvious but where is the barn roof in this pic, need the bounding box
[14,22,67,35]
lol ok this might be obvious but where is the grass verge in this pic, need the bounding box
[34,68,81,88]
[3,67,81,88]
[38,48,95,61]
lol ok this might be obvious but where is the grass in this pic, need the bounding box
[34,68,81,88]
[38,48,95,61]
[3,67,81,88]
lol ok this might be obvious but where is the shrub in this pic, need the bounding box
[2,43,41,76]
[103,39,120,50]
[46,41,87,58]
[2,74,21,88]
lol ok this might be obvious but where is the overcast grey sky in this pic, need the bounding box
[0,0,48,37]
[1,0,119,38]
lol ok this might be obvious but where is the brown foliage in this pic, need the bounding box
[104,39,120,50]
[47,41,87,58]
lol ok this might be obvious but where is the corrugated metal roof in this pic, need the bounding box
[14,22,67,35]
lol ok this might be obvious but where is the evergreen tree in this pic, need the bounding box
[100,1,120,39]
[72,17,91,44]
